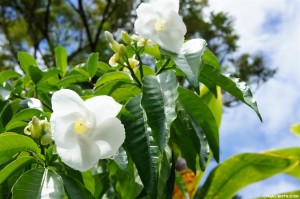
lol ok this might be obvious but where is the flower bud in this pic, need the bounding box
[27,116,42,139]
[119,44,127,55]
[104,31,115,44]
[109,41,121,53]
[121,31,131,44]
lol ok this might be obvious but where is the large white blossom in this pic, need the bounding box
[50,89,125,171]
[134,0,186,53]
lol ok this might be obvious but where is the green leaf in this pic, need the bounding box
[0,156,36,184]
[141,70,179,150]
[202,48,221,70]
[86,53,98,77]
[178,87,219,163]
[0,133,40,165]
[0,70,21,85]
[94,173,109,199]
[114,147,128,172]
[172,39,206,91]
[199,151,300,199]
[121,95,159,198]
[0,99,20,132]
[291,123,300,137]
[200,85,223,128]
[5,108,43,131]
[95,72,132,88]
[200,63,262,121]
[12,168,64,199]
[0,87,11,100]
[61,174,95,199]
[55,46,68,76]
[17,52,37,74]
[28,65,43,85]
[175,171,190,199]
[94,80,141,104]
[171,102,206,172]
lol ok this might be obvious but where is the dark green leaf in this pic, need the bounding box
[12,168,64,199]
[61,174,95,199]
[178,87,219,163]
[17,52,37,74]
[114,147,128,172]
[0,133,40,165]
[121,95,159,199]
[0,99,20,132]
[0,157,36,184]
[28,65,43,85]
[172,39,206,91]
[141,70,178,150]
[199,151,300,199]
[86,53,98,77]
[55,46,68,76]
[94,173,109,199]
[200,63,262,121]
[157,146,172,199]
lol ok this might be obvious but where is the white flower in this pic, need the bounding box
[128,55,139,69]
[109,53,120,67]
[131,34,154,47]
[50,89,125,171]
[134,0,186,53]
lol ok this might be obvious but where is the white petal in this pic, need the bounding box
[84,96,122,124]
[92,117,125,159]
[180,39,207,55]
[151,0,179,13]
[56,136,101,171]
[51,113,79,149]
[51,89,86,117]
[136,3,157,21]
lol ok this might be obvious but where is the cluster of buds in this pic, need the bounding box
[105,31,153,71]
[24,116,53,145]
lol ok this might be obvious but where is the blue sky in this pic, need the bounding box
[206,0,300,197]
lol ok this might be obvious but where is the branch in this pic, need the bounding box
[92,0,113,51]
[78,0,93,50]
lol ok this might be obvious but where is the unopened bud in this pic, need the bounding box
[110,41,121,53]
[30,116,42,139]
[119,44,127,55]
[104,31,115,44]
[121,31,131,44]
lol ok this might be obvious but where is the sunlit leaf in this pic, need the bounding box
[17,52,37,74]
[0,156,36,184]
[0,133,40,165]
[291,123,300,137]
[95,71,132,88]
[0,70,21,85]
[86,53,98,77]
[141,70,178,150]
[199,150,300,199]
[55,46,68,77]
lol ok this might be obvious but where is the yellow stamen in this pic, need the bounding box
[74,120,87,134]
[155,21,165,31]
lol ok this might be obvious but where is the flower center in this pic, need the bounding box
[155,21,165,31]
[74,119,87,134]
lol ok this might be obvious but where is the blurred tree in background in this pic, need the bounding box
[0,0,276,106]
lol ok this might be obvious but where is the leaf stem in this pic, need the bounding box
[156,58,171,75]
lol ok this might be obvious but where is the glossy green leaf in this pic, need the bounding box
[95,72,132,88]
[121,95,159,198]
[0,156,36,184]
[200,63,262,121]
[5,108,43,131]
[172,39,206,91]
[202,48,221,70]
[175,171,190,199]
[0,99,20,132]
[0,87,10,100]
[61,174,95,199]
[157,146,172,199]
[28,65,43,84]
[178,87,219,163]
[200,85,223,128]
[17,52,37,74]
[94,173,109,199]
[199,151,300,199]
[114,147,128,172]
[86,53,98,77]
[81,170,95,195]
[264,148,300,179]
[94,80,141,104]
[12,168,64,199]
[141,70,178,150]
[55,46,68,76]
[291,123,300,137]
[171,102,208,172]
[0,133,40,165]
[0,70,21,85]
